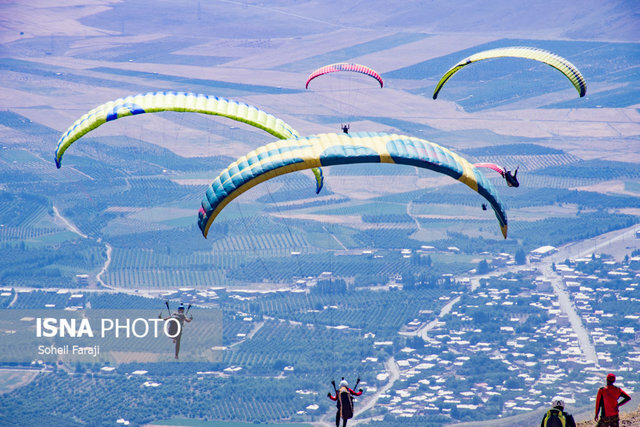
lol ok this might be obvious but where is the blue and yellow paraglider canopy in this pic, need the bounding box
[54,91,324,193]
[198,132,508,239]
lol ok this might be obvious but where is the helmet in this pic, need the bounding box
[178,304,185,311]
[551,396,564,408]
[339,379,348,388]
[607,373,616,383]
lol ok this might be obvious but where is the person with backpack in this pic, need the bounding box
[327,378,363,427]
[540,396,576,427]
[595,373,631,427]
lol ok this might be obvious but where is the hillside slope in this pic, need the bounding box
[578,407,640,427]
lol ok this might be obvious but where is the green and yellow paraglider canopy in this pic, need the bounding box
[198,132,508,239]
[54,91,324,193]
[433,46,587,99]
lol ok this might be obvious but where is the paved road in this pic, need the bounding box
[548,223,640,263]
[540,264,598,363]
[402,225,640,365]
[352,356,400,422]
[400,295,461,340]
[229,321,264,349]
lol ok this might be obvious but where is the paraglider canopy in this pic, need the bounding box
[432,46,587,99]
[305,63,383,89]
[53,91,325,194]
[198,132,508,239]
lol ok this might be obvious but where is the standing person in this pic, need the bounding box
[327,379,363,427]
[540,396,576,427]
[595,373,631,427]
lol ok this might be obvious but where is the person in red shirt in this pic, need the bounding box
[328,378,363,427]
[595,373,631,427]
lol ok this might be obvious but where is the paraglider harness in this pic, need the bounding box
[331,377,360,420]
[504,166,519,187]
[542,408,567,427]
[160,301,191,338]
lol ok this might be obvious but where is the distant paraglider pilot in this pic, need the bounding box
[594,373,631,427]
[341,124,350,134]
[504,167,519,187]
[328,378,363,427]
[474,163,520,188]
[162,302,192,359]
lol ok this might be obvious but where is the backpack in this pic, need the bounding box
[543,408,566,427]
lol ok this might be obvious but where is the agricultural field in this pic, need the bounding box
[0,369,39,394]
[1,48,639,288]
[1,0,639,425]
[0,286,456,424]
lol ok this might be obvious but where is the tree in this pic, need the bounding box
[272,359,287,371]
[313,279,346,294]
[477,259,490,274]
[402,274,416,289]
[515,248,527,265]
